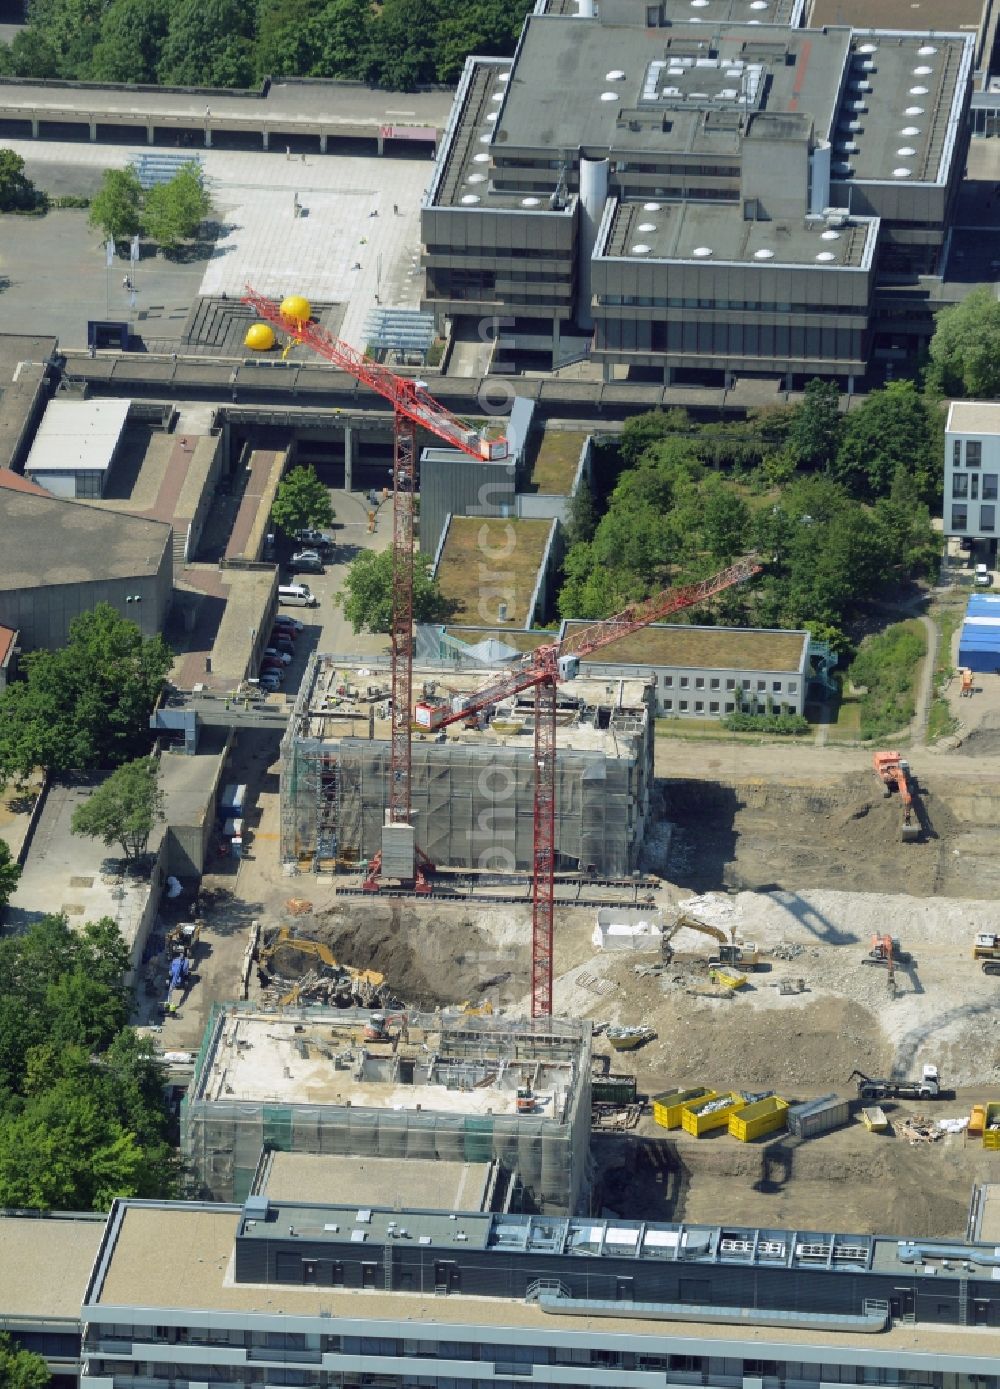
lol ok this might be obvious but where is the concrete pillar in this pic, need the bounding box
[204,128,213,148]
[89,118,97,142]
[603,361,612,384]
[377,134,385,155]
[320,133,328,154]
[147,123,155,145]
[262,130,270,151]
[664,364,675,386]
[847,375,855,395]
[31,116,39,138]
[344,423,354,490]
[552,317,561,362]
[785,370,793,391]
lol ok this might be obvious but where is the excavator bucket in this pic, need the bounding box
[901,820,920,843]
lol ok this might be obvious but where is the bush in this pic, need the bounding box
[847,620,926,742]
[720,712,811,735]
[53,194,90,208]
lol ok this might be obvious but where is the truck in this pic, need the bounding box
[848,1064,942,1102]
[974,934,1000,973]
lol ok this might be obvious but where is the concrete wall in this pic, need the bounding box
[182,432,226,561]
[589,660,808,718]
[420,452,516,557]
[0,537,172,650]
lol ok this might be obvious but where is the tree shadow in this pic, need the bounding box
[762,888,859,946]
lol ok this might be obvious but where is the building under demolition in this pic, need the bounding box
[181,1005,591,1212]
[280,653,654,875]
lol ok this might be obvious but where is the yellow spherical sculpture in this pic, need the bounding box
[244,322,276,351]
[280,294,312,323]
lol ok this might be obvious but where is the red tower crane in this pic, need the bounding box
[429,554,764,1018]
[243,286,507,883]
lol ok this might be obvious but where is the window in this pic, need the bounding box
[953,439,962,468]
[742,679,751,690]
[725,702,735,712]
[985,474,999,501]
[756,680,766,692]
[726,678,736,690]
[982,505,996,532]
[663,699,673,710]
[953,474,969,498]
[972,474,980,500]
[968,441,982,467]
[680,675,689,687]
[773,680,782,692]
[663,674,673,686]
[952,505,968,530]
[695,700,704,712]
[788,682,798,694]
[710,701,719,713]
[679,700,688,711]
[695,676,705,688]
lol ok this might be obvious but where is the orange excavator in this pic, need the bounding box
[872,751,920,842]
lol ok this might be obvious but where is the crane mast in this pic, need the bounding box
[243,287,507,882]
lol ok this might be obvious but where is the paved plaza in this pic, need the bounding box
[0,138,434,350]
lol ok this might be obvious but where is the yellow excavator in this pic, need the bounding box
[663,911,763,972]
[258,925,386,1005]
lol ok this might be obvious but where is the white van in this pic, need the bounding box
[278,583,318,607]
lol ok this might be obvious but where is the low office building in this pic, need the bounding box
[0,472,172,649]
[945,400,1000,545]
[422,7,973,385]
[182,1006,591,1213]
[23,398,130,499]
[79,1196,1000,1389]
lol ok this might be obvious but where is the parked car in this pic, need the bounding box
[295,528,335,551]
[261,660,285,678]
[271,631,295,650]
[263,647,292,665]
[278,584,318,607]
[975,563,992,587]
[273,614,304,630]
[259,673,283,692]
[289,549,325,574]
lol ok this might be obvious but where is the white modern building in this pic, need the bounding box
[23,397,130,499]
[944,401,1000,544]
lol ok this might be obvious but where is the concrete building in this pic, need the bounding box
[279,653,654,875]
[23,398,130,499]
[944,400,1000,545]
[422,10,974,385]
[181,1006,591,1212]
[0,478,172,649]
[75,1195,1000,1389]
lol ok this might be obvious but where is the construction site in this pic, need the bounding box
[181,1004,591,1210]
[278,652,655,876]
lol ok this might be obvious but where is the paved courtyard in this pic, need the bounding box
[0,139,433,349]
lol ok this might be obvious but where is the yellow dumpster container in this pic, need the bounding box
[729,1095,788,1142]
[653,1087,713,1130]
[970,1104,986,1136]
[682,1092,746,1137]
[861,1105,888,1132]
[983,1102,1000,1149]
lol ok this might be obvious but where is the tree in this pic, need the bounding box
[88,166,143,242]
[928,286,1000,399]
[367,0,440,88]
[90,0,171,84]
[0,840,21,913]
[142,163,212,252]
[158,0,256,87]
[833,380,937,503]
[71,758,164,864]
[0,149,41,212]
[337,547,454,632]
[0,1333,49,1389]
[0,604,172,785]
[270,464,335,536]
[786,378,843,472]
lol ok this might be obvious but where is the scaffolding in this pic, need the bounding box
[181,1005,591,1212]
[279,654,654,874]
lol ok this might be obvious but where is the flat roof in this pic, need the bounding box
[294,655,652,757]
[0,1213,105,1319]
[498,19,848,156]
[86,1203,1000,1360]
[562,622,810,673]
[947,400,1000,435]
[525,428,588,495]
[600,199,876,267]
[25,397,130,474]
[0,489,169,591]
[810,0,986,35]
[260,1153,491,1211]
[193,1010,579,1112]
[434,515,554,627]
